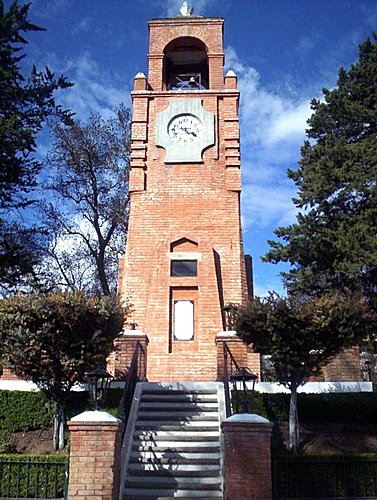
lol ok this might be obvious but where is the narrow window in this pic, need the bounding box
[170,260,197,277]
[173,300,194,340]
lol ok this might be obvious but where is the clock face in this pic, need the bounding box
[168,114,203,146]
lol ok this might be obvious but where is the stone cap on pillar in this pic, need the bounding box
[222,413,273,432]
[120,329,149,341]
[215,330,240,342]
[70,410,121,423]
[224,413,270,424]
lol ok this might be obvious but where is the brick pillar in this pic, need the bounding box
[322,347,362,381]
[216,331,248,381]
[0,366,19,381]
[222,414,273,500]
[107,330,148,381]
[67,411,124,500]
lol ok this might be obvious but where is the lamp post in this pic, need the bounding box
[222,304,239,331]
[230,367,258,413]
[364,359,373,382]
[85,366,113,411]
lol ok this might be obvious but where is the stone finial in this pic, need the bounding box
[224,69,238,89]
[134,72,147,91]
[180,1,194,16]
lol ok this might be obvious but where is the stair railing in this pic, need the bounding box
[118,340,145,424]
[223,341,240,417]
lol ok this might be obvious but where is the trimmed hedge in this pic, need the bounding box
[0,388,123,433]
[0,391,53,432]
[2,388,376,434]
[234,391,377,423]
[0,454,68,498]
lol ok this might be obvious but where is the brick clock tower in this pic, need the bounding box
[117,2,257,382]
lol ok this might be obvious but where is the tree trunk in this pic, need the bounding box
[289,385,299,453]
[53,401,65,451]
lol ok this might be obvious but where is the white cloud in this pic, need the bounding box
[72,16,91,35]
[224,46,309,234]
[49,53,131,121]
[241,183,297,232]
[225,46,311,146]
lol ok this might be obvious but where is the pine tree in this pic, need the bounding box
[0,1,72,289]
[265,36,377,309]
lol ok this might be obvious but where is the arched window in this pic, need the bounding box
[163,37,209,90]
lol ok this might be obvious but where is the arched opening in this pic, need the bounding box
[163,37,209,90]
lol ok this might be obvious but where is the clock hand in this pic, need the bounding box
[182,127,197,137]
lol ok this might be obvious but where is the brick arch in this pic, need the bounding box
[170,237,199,252]
[163,36,209,90]
[148,22,223,54]
[163,36,208,55]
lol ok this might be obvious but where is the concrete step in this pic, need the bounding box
[123,488,223,498]
[128,463,220,476]
[135,420,220,431]
[141,389,218,395]
[139,402,219,411]
[120,382,224,499]
[132,440,220,451]
[129,451,221,465]
[126,476,221,489]
[133,430,220,441]
[141,393,218,403]
[137,411,219,420]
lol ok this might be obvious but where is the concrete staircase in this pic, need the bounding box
[120,382,225,499]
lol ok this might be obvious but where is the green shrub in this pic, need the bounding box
[0,391,53,432]
[233,391,377,423]
[0,455,68,498]
[0,432,17,454]
[0,387,123,434]
[274,454,377,498]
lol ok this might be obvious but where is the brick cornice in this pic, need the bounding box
[131,89,239,97]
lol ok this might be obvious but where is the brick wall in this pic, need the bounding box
[322,347,362,381]
[67,417,123,500]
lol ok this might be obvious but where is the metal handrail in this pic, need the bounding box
[223,341,240,417]
[117,340,145,423]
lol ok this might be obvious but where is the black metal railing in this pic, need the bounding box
[273,455,377,499]
[117,340,145,424]
[223,341,240,417]
[0,458,68,499]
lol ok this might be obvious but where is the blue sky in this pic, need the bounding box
[9,0,377,296]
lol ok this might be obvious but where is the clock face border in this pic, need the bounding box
[156,99,215,163]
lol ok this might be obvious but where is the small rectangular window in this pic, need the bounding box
[171,260,197,277]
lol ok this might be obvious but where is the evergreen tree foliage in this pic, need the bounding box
[0,1,72,289]
[264,36,377,308]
